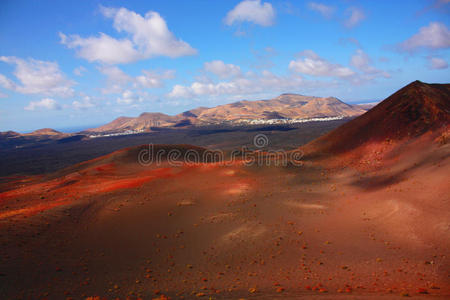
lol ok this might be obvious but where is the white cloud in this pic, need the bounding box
[171,50,392,100]
[399,22,450,52]
[258,70,305,91]
[99,65,175,93]
[350,49,375,73]
[168,69,306,99]
[0,56,74,97]
[135,70,175,88]
[0,74,15,90]
[105,7,197,58]
[98,66,132,85]
[350,49,390,78]
[117,89,142,104]
[73,66,87,76]
[60,32,140,64]
[72,96,95,110]
[99,66,132,84]
[60,7,197,64]
[98,65,132,93]
[345,7,365,28]
[224,0,275,27]
[168,85,193,99]
[428,57,448,69]
[289,50,355,78]
[308,2,335,18]
[25,98,61,111]
[203,60,242,78]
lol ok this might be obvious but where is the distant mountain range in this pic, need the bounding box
[86,94,368,134]
[1,93,374,140]
[0,128,64,137]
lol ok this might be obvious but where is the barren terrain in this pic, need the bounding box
[0,81,448,299]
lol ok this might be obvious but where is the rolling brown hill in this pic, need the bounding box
[87,113,185,133]
[87,93,367,133]
[303,81,450,156]
[193,94,365,122]
[0,128,65,138]
[25,128,66,136]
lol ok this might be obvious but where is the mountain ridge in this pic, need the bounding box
[303,80,450,157]
[87,93,367,133]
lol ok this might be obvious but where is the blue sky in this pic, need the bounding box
[0,0,449,132]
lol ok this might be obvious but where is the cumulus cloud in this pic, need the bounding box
[99,65,175,93]
[428,57,448,69]
[168,85,193,99]
[72,96,95,110]
[344,7,365,28]
[224,0,275,27]
[0,56,74,97]
[308,2,335,18]
[60,32,140,64]
[203,60,242,79]
[289,50,355,78]
[117,90,143,105]
[350,49,390,78]
[399,22,450,52]
[98,65,132,93]
[25,98,61,111]
[168,69,305,99]
[60,6,197,64]
[135,70,175,88]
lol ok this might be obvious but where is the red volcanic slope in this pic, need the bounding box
[0,144,216,218]
[50,144,210,177]
[304,81,450,155]
[0,83,449,298]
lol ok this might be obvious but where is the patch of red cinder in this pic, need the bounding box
[94,175,156,193]
[80,167,176,194]
[0,198,69,219]
[0,161,246,220]
[197,159,245,170]
[94,163,116,173]
[0,180,56,199]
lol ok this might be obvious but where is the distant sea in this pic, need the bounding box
[54,124,102,133]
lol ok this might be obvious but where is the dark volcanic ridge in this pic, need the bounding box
[303,81,450,156]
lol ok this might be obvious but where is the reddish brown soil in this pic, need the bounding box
[0,82,448,299]
[304,81,450,156]
[0,134,448,299]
